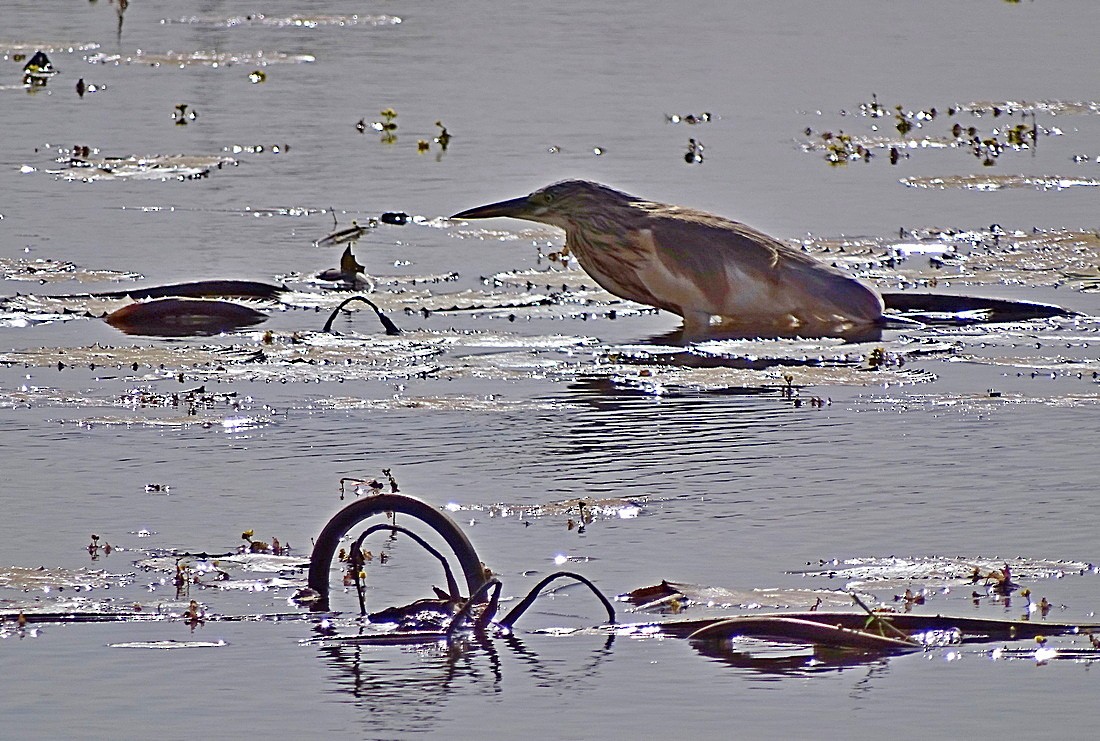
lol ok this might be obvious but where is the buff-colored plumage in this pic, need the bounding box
[452,180,884,335]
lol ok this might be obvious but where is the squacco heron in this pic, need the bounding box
[452,180,884,335]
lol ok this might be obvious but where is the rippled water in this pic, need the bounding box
[3,1,1100,739]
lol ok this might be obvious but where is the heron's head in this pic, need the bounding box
[451,180,635,231]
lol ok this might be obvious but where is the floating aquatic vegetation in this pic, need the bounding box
[1062,266,1100,292]
[109,640,227,649]
[171,103,197,125]
[159,14,402,29]
[1,41,100,55]
[74,77,104,96]
[10,308,963,393]
[0,380,273,430]
[0,342,264,376]
[0,311,83,328]
[793,556,1094,590]
[314,395,577,413]
[622,581,855,613]
[799,94,1082,167]
[684,138,704,164]
[85,49,316,67]
[222,143,290,156]
[0,565,132,592]
[900,174,1100,191]
[292,485,1099,669]
[0,256,140,284]
[21,50,58,87]
[53,413,273,430]
[857,391,1100,418]
[798,226,1100,290]
[959,99,1100,116]
[368,107,399,144]
[443,496,645,527]
[665,112,713,125]
[4,491,1097,672]
[31,146,238,182]
[435,121,452,151]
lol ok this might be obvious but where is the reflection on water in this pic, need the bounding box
[313,630,616,734]
[315,637,502,734]
[692,636,894,677]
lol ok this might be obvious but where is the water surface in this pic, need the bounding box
[3,1,1099,738]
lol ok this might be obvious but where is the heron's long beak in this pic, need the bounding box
[450,196,531,221]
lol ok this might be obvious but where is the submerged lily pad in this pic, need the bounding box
[105,298,269,337]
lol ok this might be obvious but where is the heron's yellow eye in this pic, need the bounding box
[541,192,554,204]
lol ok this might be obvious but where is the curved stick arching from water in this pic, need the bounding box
[322,295,401,335]
[498,571,616,629]
[347,522,463,613]
[446,578,503,639]
[307,493,488,612]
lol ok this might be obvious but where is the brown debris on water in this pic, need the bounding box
[105,298,268,337]
[33,146,238,182]
[798,94,1090,168]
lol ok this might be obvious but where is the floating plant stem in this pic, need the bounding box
[321,295,401,335]
[498,571,616,629]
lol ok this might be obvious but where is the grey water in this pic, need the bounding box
[3,1,1100,739]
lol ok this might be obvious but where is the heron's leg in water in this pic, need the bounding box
[681,310,715,335]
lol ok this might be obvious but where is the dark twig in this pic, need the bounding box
[446,579,503,639]
[322,295,401,335]
[499,571,616,629]
[348,523,463,611]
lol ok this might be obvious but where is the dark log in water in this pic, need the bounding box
[881,293,1076,323]
[48,280,286,302]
